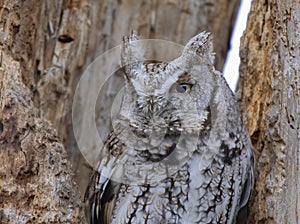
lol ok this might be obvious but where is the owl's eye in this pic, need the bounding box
[176,83,193,93]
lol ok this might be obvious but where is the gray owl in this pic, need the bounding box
[84,31,254,224]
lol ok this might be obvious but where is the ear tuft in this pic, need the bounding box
[121,30,144,74]
[122,30,139,44]
[181,31,215,66]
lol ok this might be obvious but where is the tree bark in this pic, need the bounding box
[0,0,240,222]
[0,54,85,223]
[0,0,87,222]
[237,0,300,223]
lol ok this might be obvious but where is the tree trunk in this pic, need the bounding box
[0,0,240,222]
[237,0,300,223]
[0,0,88,222]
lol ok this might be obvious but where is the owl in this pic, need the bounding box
[84,31,254,224]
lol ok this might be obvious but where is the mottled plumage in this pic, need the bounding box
[84,31,254,224]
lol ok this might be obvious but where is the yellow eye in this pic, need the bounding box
[176,83,193,93]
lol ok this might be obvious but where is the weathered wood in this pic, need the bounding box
[237,1,300,223]
[0,51,85,222]
[0,0,87,222]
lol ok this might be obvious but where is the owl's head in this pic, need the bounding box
[116,31,216,150]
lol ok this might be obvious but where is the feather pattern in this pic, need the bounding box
[84,31,254,224]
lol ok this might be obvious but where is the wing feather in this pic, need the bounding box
[84,131,124,224]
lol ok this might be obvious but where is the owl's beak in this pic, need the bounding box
[148,95,158,114]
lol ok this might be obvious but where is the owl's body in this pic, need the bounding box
[84,32,254,224]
